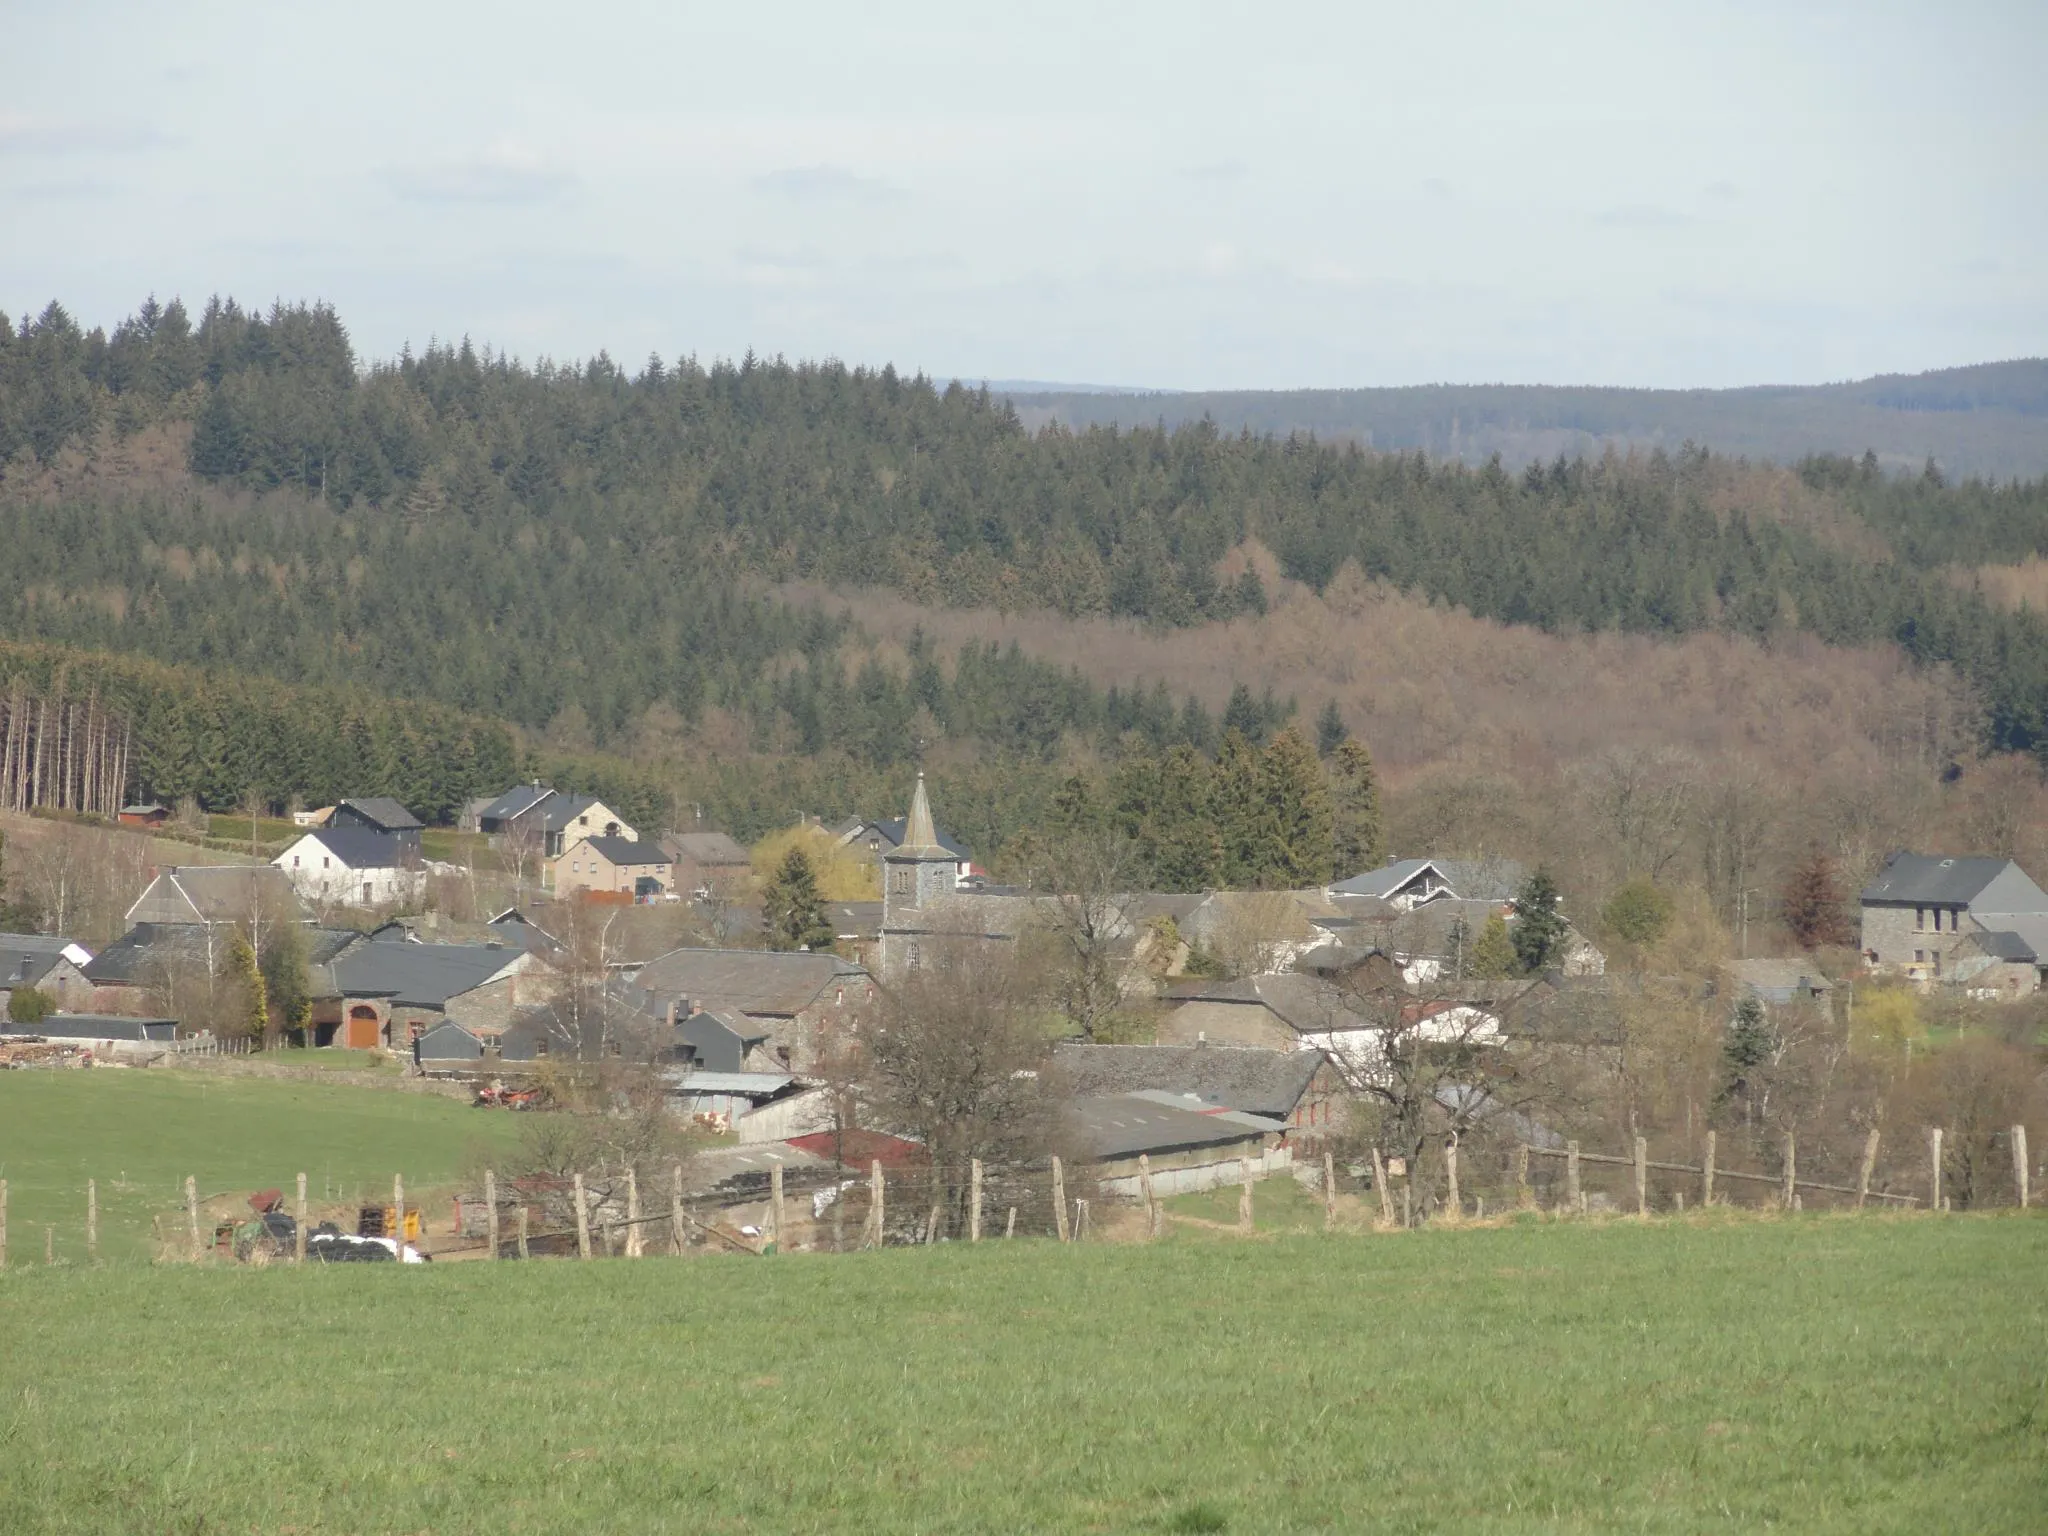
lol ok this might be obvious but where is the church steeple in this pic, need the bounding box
[901,771,942,855]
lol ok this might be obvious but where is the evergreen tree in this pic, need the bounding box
[1781,844,1854,950]
[187,383,244,477]
[1314,700,1347,757]
[763,846,836,952]
[1510,868,1569,974]
[1719,995,1776,1115]
[220,932,268,1044]
[260,921,313,1043]
[1260,727,1335,886]
[1222,684,1268,746]
[1148,744,1222,891]
[1470,913,1518,979]
[1328,738,1384,877]
[1212,728,1279,887]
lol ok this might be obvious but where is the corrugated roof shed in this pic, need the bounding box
[1070,1095,1273,1160]
[2,1015,177,1042]
[1052,1042,1326,1119]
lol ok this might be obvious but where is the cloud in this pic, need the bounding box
[1593,204,1695,230]
[0,112,169,155]
[751,165,901,204]
[385,145,576,206]
[1703,179,1739,200]
[1182,161,1249,183]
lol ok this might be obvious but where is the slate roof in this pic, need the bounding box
[1331,857,1524,903]
[1165,973,1364,1035]
[629,947,866,1018]
[415,1021,485,1059]
[1070,1095,1274,1160]
[288,827,408,870]
[0,934,86,990]
[83,923,213,984]
[1052,1042,1327,1119]
[1975,929,2040,963]
[847,817,972,860]
[677,1008,771,1073]
[2,1014,177,1042]
[480,784,555,823]
[664,831,751,867]
[126,866,306,926]
[1728,959,1835,1001]
[1861,853,2016,906]
[336,797,423,832]
[570,834,666,867]
[331,939,524,1009]
[542,794,612,832]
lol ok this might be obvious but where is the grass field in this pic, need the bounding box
[1,1216,2043,1533]
[0,1071,518,1262]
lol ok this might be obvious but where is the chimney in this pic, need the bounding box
[1196,1031,1207,1047]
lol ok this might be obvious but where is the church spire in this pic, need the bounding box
[902,770,942,854]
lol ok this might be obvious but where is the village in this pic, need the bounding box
[5,766,2044,1258]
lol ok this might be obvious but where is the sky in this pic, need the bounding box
[3,1,2044,390]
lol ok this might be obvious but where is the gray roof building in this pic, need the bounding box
[1860,853,2041,908]
[571,834,666,866]
[334,797,424,833]
[479,783,556,830]
[1331,857,1525,906]
[1052,1042,1328,1121]
[332,940,525,1009]
[2,1014,178,1042]
[290,827,409,870]
[126,866,306,926]
[0,934,92,991]
[628,947,867,1021]
[1070,1095,1277,1161]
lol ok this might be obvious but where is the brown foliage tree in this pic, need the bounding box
[1781,843,1855,951]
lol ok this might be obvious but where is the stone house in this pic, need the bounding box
[1859,851,2048,995]
[1053,1041,1345,1148]
[661,831,753,896]
[622,946,876,1073]
[322,937,550,1049]
[540,795,636,859]
[0,934,94,1014]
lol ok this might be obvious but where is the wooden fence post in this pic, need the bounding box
[672,1163,685,1256]
[1138,1154,1158,1239]
[87,1179,98,1261]
[2013,1125,2030,1210]
[1565,1141,1580,1213]
[1323,1149,1338,1231]
[573,1172,591,1260]
[1,1177,8,1269]
[870,1159,885,1248]
[1238,1155,1255,1231]
[1779,1134,1795,1210]
[1005,1206,1017,1238]
[769,1163,784,1252]
[186,1175,200,1260]
[1929,1128,1943,1213]
[970,1158,984,1242]
[1514,1144,1531,1209]
[482,1170,497,1260]
[296,1171,309,1263]
[1856,1129,1879,1211]
[517,1204,530,1260]
[393,1174,406,1252]
[1634,1137,1648,1219]
[1402,1185,1413,1229]
[626,1167,643,1258]
[1052,1157,1069,1242]
[1444,1136,1461,1223]
[1371,1147,1394,1226]
[1702,1131,1717,1208]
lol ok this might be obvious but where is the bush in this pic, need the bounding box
[6,985,55,1024]
[1603,880,1675,946]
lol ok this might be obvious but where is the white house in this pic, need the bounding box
[274,827,421,909]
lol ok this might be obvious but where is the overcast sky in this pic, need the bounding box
[4,1,2043,389]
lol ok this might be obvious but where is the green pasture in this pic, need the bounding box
[1,1215,2042,1533]
[0,1069,517,1261]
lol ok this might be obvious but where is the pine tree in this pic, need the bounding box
[763,846,836,952]
[1720,995,1775,1114]
[1511,868,1569,974]
[1149,744,1221,891]
[187,383,245,478]
[1781,844,1854,950]
[1314,700,1347,757]
[1212,728,1279,887]
[1260,727,1335,886]
[1328,738,1384,877]
[1222,684,1268,746]
[1470,913,1518,979]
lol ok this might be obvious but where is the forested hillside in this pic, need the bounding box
[1009,359,2048,480]
[3,295,2047,766]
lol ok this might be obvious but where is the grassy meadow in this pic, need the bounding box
[0,1069,518,1262]
[1,1214,2043,1533]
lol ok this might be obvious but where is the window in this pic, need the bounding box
[1914,949,1927,965]
[534,1037,549,1057]
[1915,907,1927,931]
[292,856,300,868]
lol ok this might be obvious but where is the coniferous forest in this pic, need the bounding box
[2,294,2047,873]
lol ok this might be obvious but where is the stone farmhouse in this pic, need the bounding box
[1860,852,2048,997]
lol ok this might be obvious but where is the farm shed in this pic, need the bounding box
[1072,1094,1290,1199]
[414,1021,485,1064]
